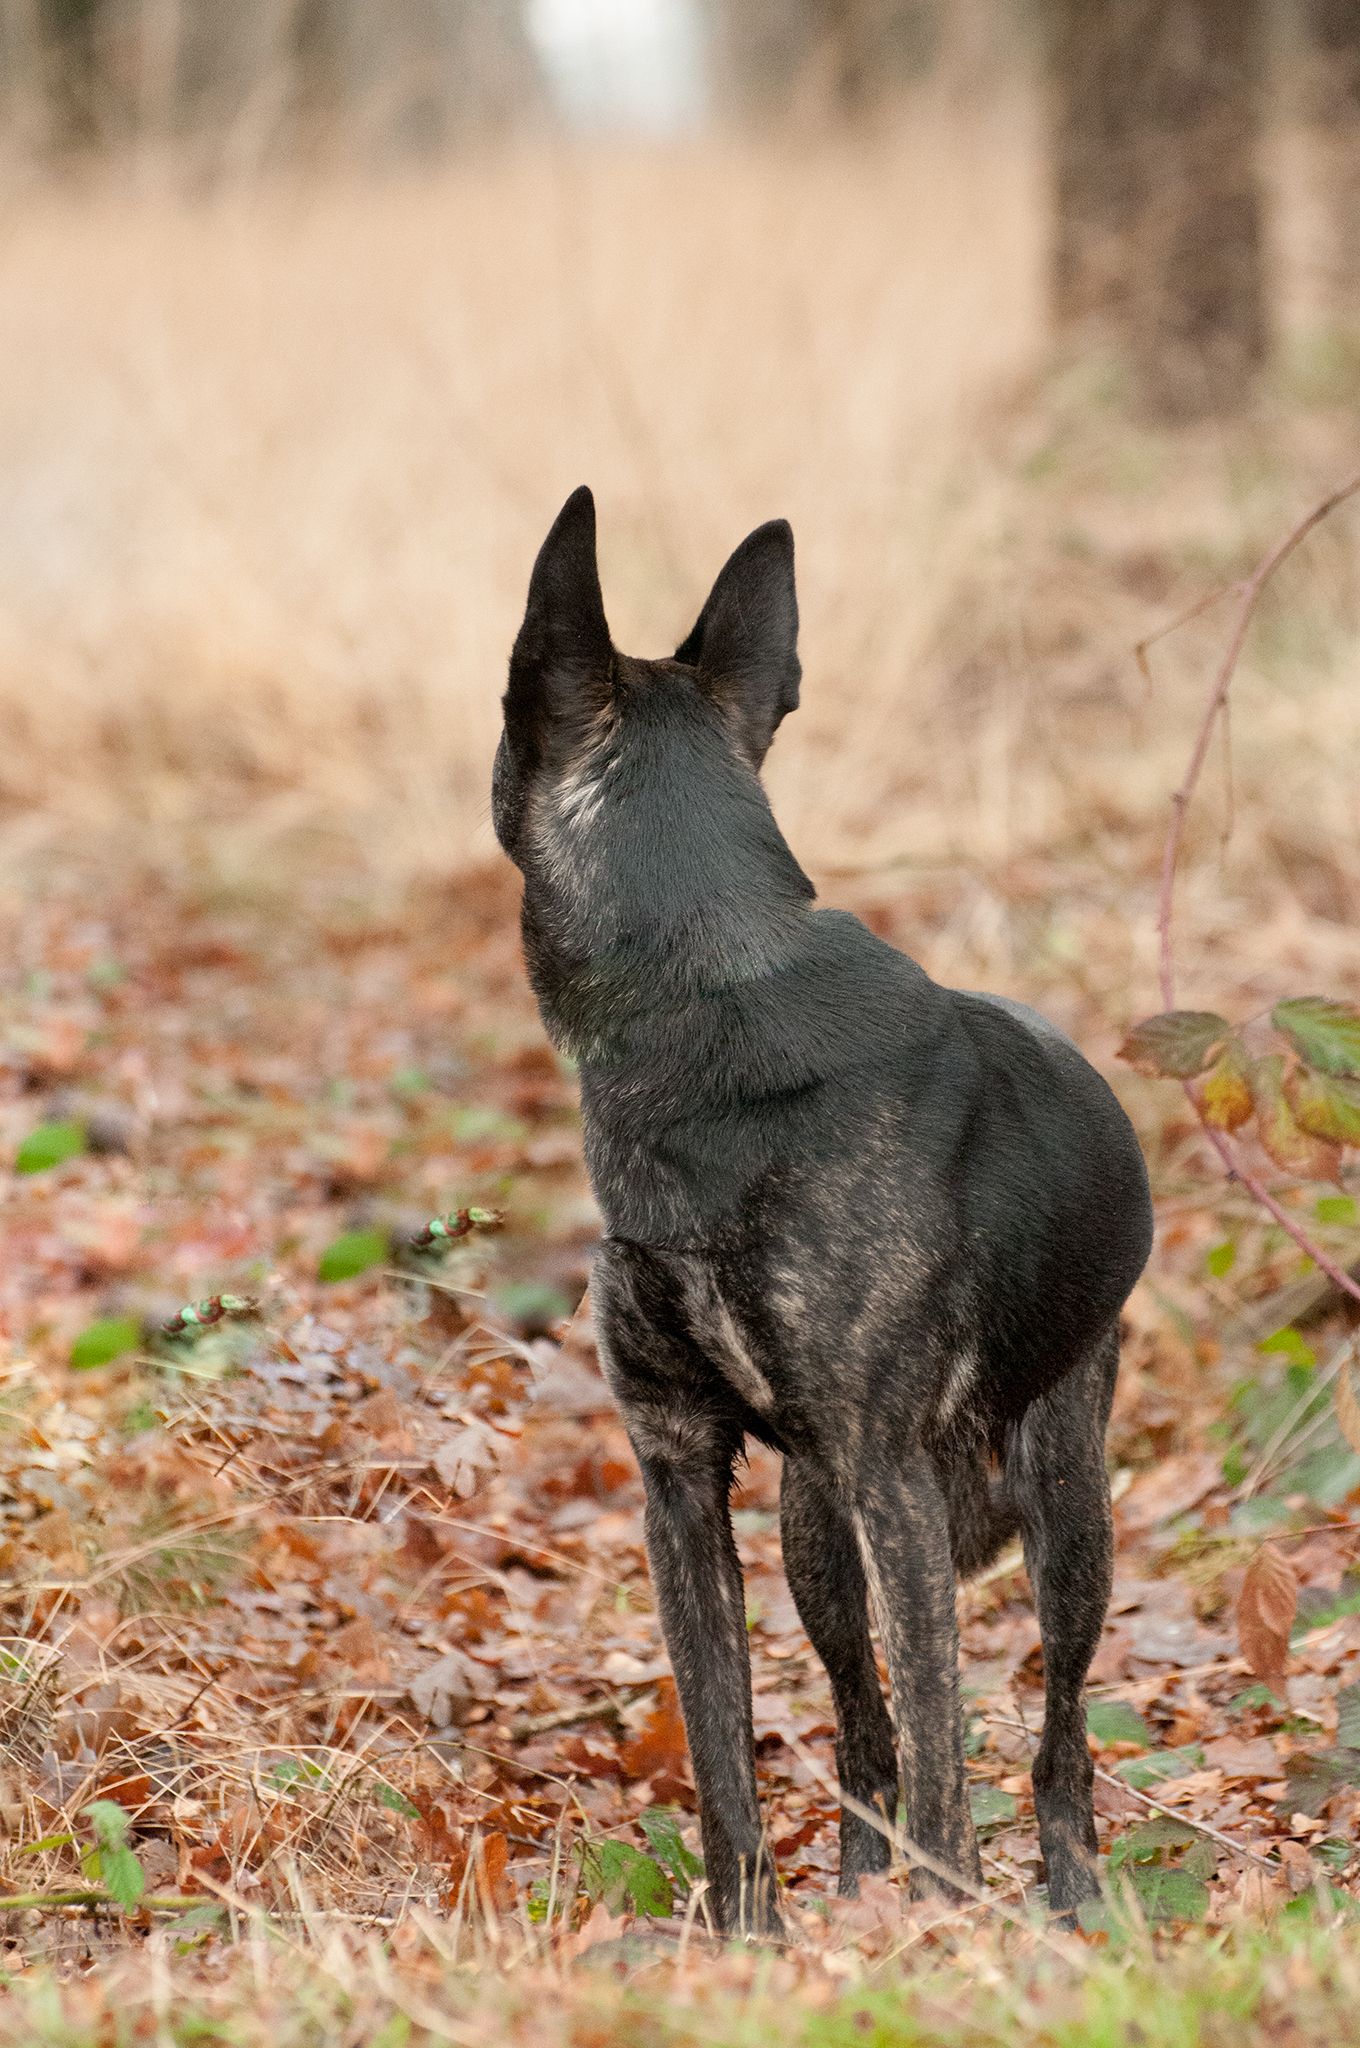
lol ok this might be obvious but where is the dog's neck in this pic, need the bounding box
[522,803,817,1076]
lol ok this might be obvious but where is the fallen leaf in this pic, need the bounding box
[409,1648,484,1729]
[1237,1543,1298,1695]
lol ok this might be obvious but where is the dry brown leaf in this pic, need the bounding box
[353,1387,405,1440]
[409,1647,487,1729]
[1236,1542,1298,1696]
[1200,1735,1281,1780]
[618,1677,690,1798]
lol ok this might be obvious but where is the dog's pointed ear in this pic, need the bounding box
[507,487,613,739]
[676,519,800,766]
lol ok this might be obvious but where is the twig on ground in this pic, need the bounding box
[991,1714,1276,1874]
[780,1728,1078,1953]
[506,1691,640,1740]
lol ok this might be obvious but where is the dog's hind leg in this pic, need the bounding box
[780,1457,899,1893]
[850,1449,981,1896]
[1007,1323,1119,1923]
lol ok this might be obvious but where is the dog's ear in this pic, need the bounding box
[676,520,800,766]
[506,487,613,742]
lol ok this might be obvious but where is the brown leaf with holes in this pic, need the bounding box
[1237,1543,1297,1697]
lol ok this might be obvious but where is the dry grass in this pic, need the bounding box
[0,91,1357,970]
[5,1893,1360,2046]
[0,93,1035,871]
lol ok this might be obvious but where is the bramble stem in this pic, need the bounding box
[0,1889,206,1912]
[1148,470,1360,1310]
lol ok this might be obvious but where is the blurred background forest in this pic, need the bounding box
[0,0,1356,891]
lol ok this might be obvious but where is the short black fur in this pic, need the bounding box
[493,486,1153,1935]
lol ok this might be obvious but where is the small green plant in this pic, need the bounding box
[70,1316,142,1369]
[80,1802,145,1911]
[16,1120,86,1174]
[1087,1699,1150,1746]
[579,1836,675,1919]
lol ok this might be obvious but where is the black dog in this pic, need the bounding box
[493,488,1153,1935]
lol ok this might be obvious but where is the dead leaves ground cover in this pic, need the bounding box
[0,839,1358,2027]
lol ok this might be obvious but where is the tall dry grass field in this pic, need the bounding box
[0,83,1356,1010]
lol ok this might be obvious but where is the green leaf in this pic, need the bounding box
[579,1838,674,1919]
[374,1780,421,1820]
[1337,1684,1360,1751]
[83,1800,132,1849]
[1123,1863,1209,1923]
[81,1801,146,1911]
[1275,1748,1360,1818]
[969,1783,1018,1830]
[1287,1070,1360,1147]
[268,1756,327,1790]
[1086,1700,1150,1747]
[1274,997,1360,1079]
[1316,1194,1359,1227]
[388,1066,429,1096]
[70,1316,142,1370]
[317,1227,391,1282]
[1258,1326,1318,1370]
[638,1807,703,1892]
[369,2018,413,2048]
[100,1842,147,1910]
[19,1831,76,1855]
[1253,1055,1342,1183]
[1282,1882,1359,1922]
[1107,1816,1198,1869]
[1229,1683,1281,1714]
[16,1119,86,1174]
[494,1280,572,1329]
[1117,1011,1230,1080]
[1205,1239,1237,1279]
[1112,1745,1204,1790]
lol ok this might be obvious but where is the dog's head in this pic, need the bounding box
[492,487,802,891]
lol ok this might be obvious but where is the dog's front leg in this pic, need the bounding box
[852,1449,980,1897]
[629,1412,778,1938]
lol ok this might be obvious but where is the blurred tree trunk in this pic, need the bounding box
[35,0,103,147]
[709,0,938,119]
[1300,0,1360,328]
[1049,0,1267,419]
[288,0,541,160]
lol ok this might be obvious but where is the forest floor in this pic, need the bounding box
[1,819,1359,2044]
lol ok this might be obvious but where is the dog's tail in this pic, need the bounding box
[934,1441,1020,1579]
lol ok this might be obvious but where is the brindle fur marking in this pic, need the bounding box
[492,488,1153,1935]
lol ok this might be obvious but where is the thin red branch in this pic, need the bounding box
[1157,469,1360,1013]
[1148,470,1360,1311]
